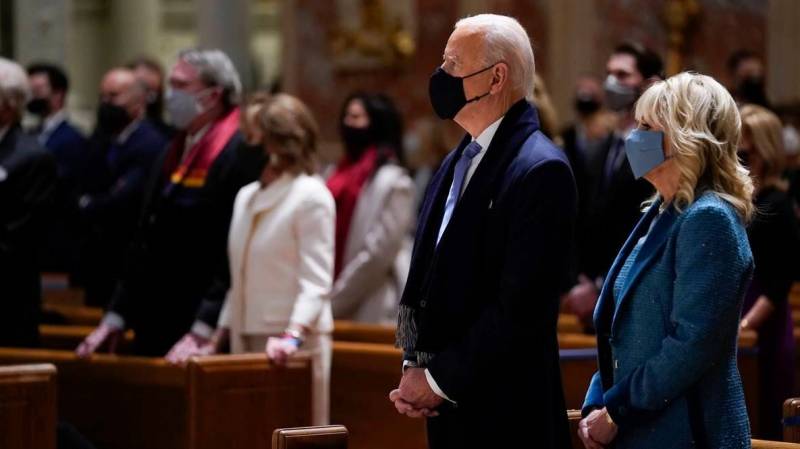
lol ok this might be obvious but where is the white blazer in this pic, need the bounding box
[218,173,335,354]
[330,164,414,324]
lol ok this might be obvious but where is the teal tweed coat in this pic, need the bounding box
[583,191,754,449]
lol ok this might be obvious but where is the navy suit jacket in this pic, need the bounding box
[400,100,577,447]
[81,119,167,219]
[0,126,57,345]
[38,120,88,271]
[43,120,88,182]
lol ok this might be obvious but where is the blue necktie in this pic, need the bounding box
[437,141,482,244]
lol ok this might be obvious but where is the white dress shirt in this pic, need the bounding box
[0,125,9,144]
[423,115,505,404]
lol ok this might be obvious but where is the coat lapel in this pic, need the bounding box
[594,199,660,329]
[436,100,539,249]
[608,200,679,332]
[248,173,294,214]
[414,140,465,253]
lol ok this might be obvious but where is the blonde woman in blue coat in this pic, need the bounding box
[579,72,755,449]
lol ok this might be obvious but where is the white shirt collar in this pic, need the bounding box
[183,123,212,161]
[473,116,504,151]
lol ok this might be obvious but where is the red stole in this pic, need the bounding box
[163,107,241,190]
[326,147,378,278]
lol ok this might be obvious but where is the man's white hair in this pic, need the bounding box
[0,57,31,119]
[455,14,535,102]
[178,48,242,107]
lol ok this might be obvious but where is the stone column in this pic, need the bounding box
[545,0,598,128]
[13,0,69,63]
[109,0,160,64]
[767,0,800,106]
[197,0,253,90]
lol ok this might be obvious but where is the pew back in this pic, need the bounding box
[0,349,311,449]
[272,425,348,449]
[0,364,57,449]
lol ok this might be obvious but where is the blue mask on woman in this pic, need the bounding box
[624,129,667,179]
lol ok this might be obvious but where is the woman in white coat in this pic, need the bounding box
[327,93,414,324]
[214,94,335,425]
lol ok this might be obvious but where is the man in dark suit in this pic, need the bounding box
[27,63,88,273]
[77,67,168,307]
[562,43,661,328]
[389,15,576,449]
[127,56,175,139]
[76,49,263,358]
[0,58,57,346]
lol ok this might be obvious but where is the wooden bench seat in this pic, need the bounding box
[41,304,103,326]
[331,316,585,345]
[0,363,57,449]
[0,348,311,449]
[272,425,348,449]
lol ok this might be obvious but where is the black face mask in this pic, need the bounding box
[26,98,50,117]
[340,124,373,158]
[428,64,496,120]
[737,77,768,106]
[96,102,132,135]
[574,95,600,116]
[145,91,164,121]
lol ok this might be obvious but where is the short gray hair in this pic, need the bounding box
[455,14,535,102]
[178,48,242,108]
[0,57,31,119]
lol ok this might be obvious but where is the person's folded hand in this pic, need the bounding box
[165,332,213,365]
[76,324,123,358]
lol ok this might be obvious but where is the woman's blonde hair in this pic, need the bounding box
[635,72,754,221]
[258,93,319,175]
[740,103,788,191]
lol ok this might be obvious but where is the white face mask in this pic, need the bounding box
[604,75,638,112]
[165,88,211,130]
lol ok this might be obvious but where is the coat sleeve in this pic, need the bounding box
[0,150,57,255]
[602,204,752,427]
[425,159,577,402]
[289,194,336,329]
[582,371,605,416]
[331,176,414,318]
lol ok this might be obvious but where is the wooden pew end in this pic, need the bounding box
[272,425,349,449]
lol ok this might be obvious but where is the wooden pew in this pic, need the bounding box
[333,321,395,345]
[41,304,103,326]
[0,348,311,449]
[272,425,348,449]
[790,282,800,311]
[331,315,584,345]
[40,273,84,307]
[752,440,800,449]
[785,398,800,443]
[38,324,134,352]
[331,341,426,449]
[0,364,57,449]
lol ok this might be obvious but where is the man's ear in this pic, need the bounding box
[490,62,509,95]
[642,76,662,91]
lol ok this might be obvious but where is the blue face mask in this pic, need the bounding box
[624,129,666,179]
